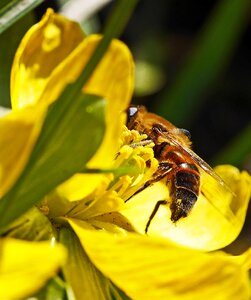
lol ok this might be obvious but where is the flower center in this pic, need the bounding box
[39,126,158,231]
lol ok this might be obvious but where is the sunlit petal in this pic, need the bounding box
[69,224,251,300]
[57,174,104,201]
[82,36,134,168]
[0,238,66,300]
[121,165,251,251]
[0,107,45,196]
[11,8,84,109]
[41,34,134,167]
[11,9,134,201]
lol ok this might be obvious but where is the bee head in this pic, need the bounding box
[127,106,139,120]
[126,105,147,130]
[174,127,192,147]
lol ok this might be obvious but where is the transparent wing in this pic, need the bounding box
[161,131,236,223]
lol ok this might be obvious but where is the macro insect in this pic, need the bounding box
[126,105,230,232]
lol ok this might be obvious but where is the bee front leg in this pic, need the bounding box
[125,162,173,202]
[145,200,168,233]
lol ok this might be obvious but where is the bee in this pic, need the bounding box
[126,105,230,232]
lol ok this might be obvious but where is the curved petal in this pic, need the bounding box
[0,238,66,300]
[11,9,85,109]
[41,34,134,167]
[83,36,134,169]
[56,174,104,201]
[69,223,251,300]
[11,10,134,200]
[0,107,45,197]
[121,165,251,251]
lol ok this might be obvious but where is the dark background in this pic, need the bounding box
[107,0,251,168]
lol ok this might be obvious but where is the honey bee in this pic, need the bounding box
[126,105,230,232]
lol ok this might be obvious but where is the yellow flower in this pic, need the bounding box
[70,224,251,300]
[1,8,251,300]
[6,8,134,198]
[121,164,251,251]
[49,126,251,299]
[0,8,134,299]
[0,238,67,300]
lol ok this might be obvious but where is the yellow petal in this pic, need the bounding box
[69,224,251,300]
[0,238,67,300]
[57,173,104,201]
[41,34,134,167]
[11,9,85,109]
[82,36,134,168]
[121,165,251,251]
[0,107,45,197]
[12,10,134,199]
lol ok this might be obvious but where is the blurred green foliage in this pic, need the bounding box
[0,0,43,34]
[156,0,250,125]
[213,122,251,166]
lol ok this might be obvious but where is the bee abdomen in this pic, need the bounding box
[170,163,200,222]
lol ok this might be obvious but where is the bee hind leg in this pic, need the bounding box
[145,200,168,233]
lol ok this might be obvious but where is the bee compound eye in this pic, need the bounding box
[179,128,192,140]
[126,106,140,129]
[127,106,139,118]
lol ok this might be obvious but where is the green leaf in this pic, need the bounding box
[0,0,43,34]
[59,227,118,300]
[32,277,66,300]
[157,0,250,125]
[0,90,106,230]
[2,207,56,241]
[109,283,132,300]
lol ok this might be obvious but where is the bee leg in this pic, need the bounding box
[145,200,167,233]
[125,162,172,202]
[124,181,151,202]
[125,174,165,203]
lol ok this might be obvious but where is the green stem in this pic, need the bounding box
[0,0,43,34]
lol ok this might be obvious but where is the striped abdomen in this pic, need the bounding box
[154,144,200,222]
[170,162,200,222]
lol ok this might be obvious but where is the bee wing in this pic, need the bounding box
[162,131,229,187]
[162,132,236,223]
